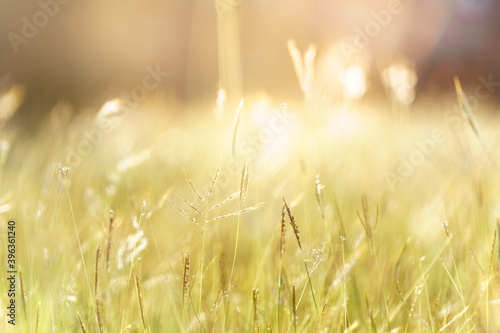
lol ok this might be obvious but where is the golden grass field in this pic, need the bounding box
[1,82,500,332]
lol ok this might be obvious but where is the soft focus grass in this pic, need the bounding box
[1,93,500,332]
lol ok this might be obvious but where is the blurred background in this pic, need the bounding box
[1,0,500,130]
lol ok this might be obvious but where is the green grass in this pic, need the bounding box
[0,92,499,332]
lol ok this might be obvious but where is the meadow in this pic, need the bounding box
[1,80,500,332]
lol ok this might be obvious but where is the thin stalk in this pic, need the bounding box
[200,226,206,314]
[64,178,99,332]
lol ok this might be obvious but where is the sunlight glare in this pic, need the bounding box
[339,65,366,99]
[383,63,418,105]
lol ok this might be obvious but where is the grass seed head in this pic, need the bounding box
[253,288,260,332]
[208,159,223,200]
[183,253,190,304]
[240,160,249,205]
[135,273,148,331]
[77,312,87,333]
[280,203,286,255]
[106,210,114,271]
[292,284,297,331]
[183,169,205,201]
[283,198,302,250]
[95,245,101,296]
[96,298,104,332]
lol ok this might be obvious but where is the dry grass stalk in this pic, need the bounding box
[292,285,297,332]
[488,229,497,278]
[135,273,148,332]
[469,248,485,275]
[77,312,87,333]
[120,324,132,333]
[232,98,244,160]
[393,241,431,328]
[332,247,364,288]
[19,266,27,319]
[283,197,319,313]
[35,301,40,333]
[454,76,482,140]
[280,203,286,255]
[0,85,23,128]
[19,266,26,301]
[283,198,301,250]
[183,169,204,201]
[287,39,316,99]
[439,306,469,332]
[395,241,408,309]
[183,253,190,304]
[240,160,249,205]
[433,290,441,327]
[315,174,324,219]
[361,194,369,225]
[409,274,428,318]
[219,251,227,290]
[106,210,114,272]
[253,288,260,332]
[443,221,450,239]
[95,245,101,296]
[115,149,152,174]
[183,198,202,215]
[168,199,198,226]
[156,189,172,211]
[497,222,500,262]
[267,319,273,332]
[487,229,496,332]
[356,210,373,253]
[313,302,328,333]
[208,159,223,200]
[364,293,377,333]
[208,202,264,222]
[96,298,103,332]
[356,211,371,239]
[303,46,316,99]
[209,191,240,211]
[454,76,498,167]
[208,289,225,322]
[213,88,226,119]
[287,39,304,88]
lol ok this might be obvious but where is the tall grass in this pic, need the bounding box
[1,90,499,332]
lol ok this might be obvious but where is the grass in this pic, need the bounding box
[0,87,499,332]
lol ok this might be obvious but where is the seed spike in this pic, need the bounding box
[209,191,240,211]
[208,202,264,222]
[232,98,244,160]
[280,203,286,255]
[183,169,205,201]
[183,253,190,304]
[240,160,250,205]
[208,159,224,200]
[283,198,301,250]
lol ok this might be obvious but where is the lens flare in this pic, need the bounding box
[339,65,366,99]
[382,63,418,105]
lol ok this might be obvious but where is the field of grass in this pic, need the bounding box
[1,87,500,332]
